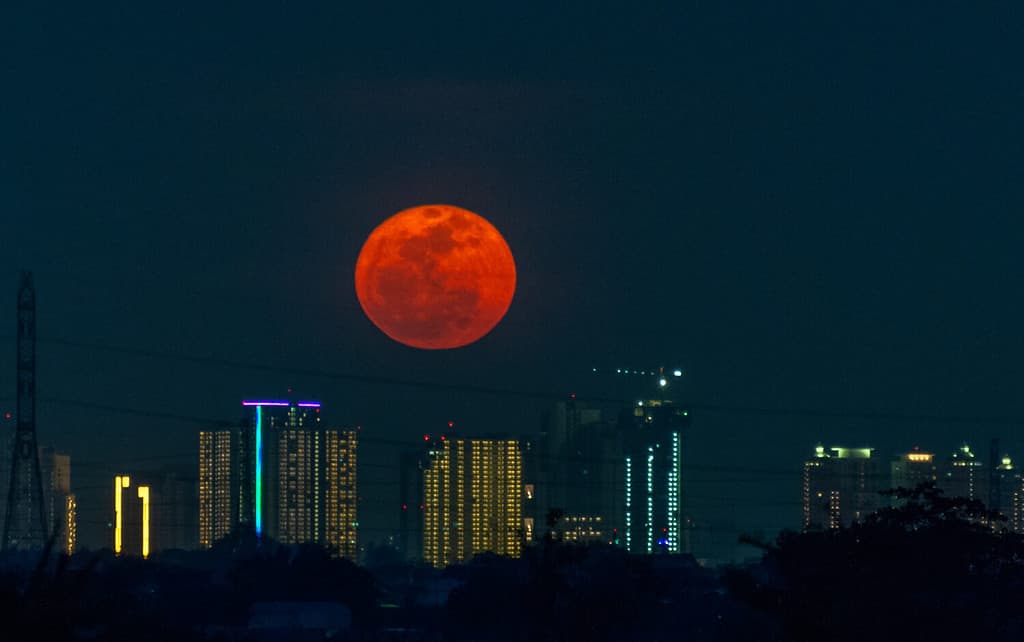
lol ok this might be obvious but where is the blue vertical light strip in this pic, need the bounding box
[255,405,263,536]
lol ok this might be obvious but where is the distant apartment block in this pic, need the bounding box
[803,445,879,531]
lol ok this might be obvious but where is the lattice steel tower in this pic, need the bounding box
[3,271,47,550]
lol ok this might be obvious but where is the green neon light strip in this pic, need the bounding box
[255,405,263,536]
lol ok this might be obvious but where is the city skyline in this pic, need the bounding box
[3,303,1022,558]
[5,290,1024,560]
[9,364,1024,561]
[2,3,1022,565]
[1,3,1021,639]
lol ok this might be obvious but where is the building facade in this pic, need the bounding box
[939,443,986,502]
[890,448,937,505]
[469,439,523,558]
[39,448,75,554]
[536,398,622,545]
[421,436,523,568]
[113,469,196,557]
[113,474,151,558]
[198,430,234,548]
[619,399,687,554]
[983,452,1015,528]
[803,446,880,531]
[197,400,358,558]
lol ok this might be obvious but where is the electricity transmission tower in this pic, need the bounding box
[3,271,47,550]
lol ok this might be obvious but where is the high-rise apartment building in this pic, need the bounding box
[422,437,468,568]
[890,448,937,505]
[44,449,75,555]
[939,443,986,502]
[620,399,687,554]
[242,400,325,537]
[803,445,879,531]
[1006,462,1024,533]
[155,469,198,551]
[320,429,358,559]
[198,430,234,548]
[985,451,1016,528]
[421,436,523,568]
[197,400,357,558]
[536,398,622,545]
[469,439,522,558]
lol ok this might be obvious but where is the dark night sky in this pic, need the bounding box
[1,4,1023,557]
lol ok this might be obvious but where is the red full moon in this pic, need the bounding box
[354,204,516,349]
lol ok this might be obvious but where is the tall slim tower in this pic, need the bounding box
[3,271,48,550]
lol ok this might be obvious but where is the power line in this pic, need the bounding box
[49,400,958,504]
[22,397,992,482]
[5,333,1024,426]
[27,335,569,403]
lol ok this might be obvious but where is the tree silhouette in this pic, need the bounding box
[726,483,1024,642]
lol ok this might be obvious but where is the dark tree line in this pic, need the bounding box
[726,483,1024,642]
[4,486,1023,641]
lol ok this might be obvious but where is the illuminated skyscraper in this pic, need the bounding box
[198,430,234,548]
[422,437,467,567]
[1006,462,1024,533]
[890,448,937,505]
[198,400,358,558]
[421,436,522,568]
[939,443,986,502]
[36,448,75,554]
[114,470,196,556]
[803,445,879,531]
[42,449,75,555]
[274,425,358,555]
[113,474,151,558]
[275,425,319,544]
[469,439,522,558]
[240,400,324,536]
[989,454,1016,527]
[620,398,687,554]
[321,429,358,560]
[64,495,76,555]
[986,439,1017,525]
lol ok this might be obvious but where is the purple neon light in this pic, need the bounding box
[242,400,322,407]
